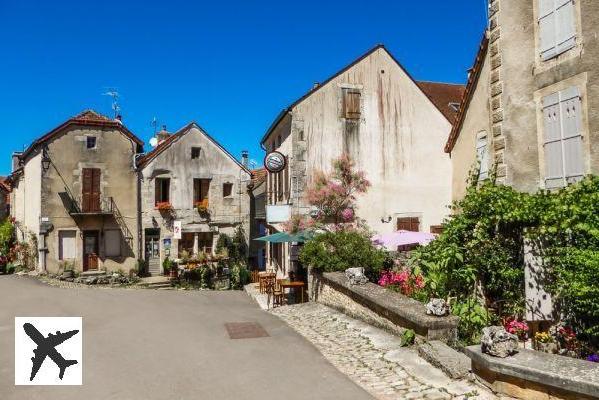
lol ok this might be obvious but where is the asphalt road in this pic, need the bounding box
[0,276,373,400]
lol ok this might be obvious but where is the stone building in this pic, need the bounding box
[261,44,464,276]
[446,0,599,198]
[0,177,10,221]
[137,123,251,275]
[8,110,143,273]
[248,168,267,271]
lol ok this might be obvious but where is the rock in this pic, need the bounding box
[426,298,449,316]
[481,326,518,358]
[64,277,74,282]
[85,277,98,285]
[345,267,369,285]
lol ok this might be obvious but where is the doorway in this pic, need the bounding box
[83,231,99,271]
[145,229,161,275]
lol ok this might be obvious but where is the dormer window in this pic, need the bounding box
[191,147,201,159]
[86,136,97,149]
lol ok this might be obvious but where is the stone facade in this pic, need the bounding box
[10,110,143,274]
[448,0,599,196]
[137,123,251,275]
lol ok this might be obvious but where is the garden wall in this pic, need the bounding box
[465,346,599,400]
[309,270,459,343]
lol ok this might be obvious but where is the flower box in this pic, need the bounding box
[155,201,173,211]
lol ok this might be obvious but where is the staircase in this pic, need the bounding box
[110,198,133,247]
[148,259,161,276]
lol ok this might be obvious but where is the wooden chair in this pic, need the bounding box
[273,279,285,307]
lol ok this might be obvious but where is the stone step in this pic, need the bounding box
[80,270,107,277]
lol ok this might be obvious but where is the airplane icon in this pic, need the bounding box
[23,322,79,381]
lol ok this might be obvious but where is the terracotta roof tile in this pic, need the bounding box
[416,81,466,122]
[251,168,267,186]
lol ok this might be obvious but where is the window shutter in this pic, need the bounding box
[539,0,557,60]
[542,92,564,188]
[560,87,584,183]
[476,133,489,180]
[343,89,361,119]
[555,0,576,54]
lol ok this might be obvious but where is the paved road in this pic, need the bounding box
[0,276,373,400]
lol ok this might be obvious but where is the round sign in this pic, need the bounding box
[264,151,286,173]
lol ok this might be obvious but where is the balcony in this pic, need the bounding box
[67,195,116,216]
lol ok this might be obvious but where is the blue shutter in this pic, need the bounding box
[542,93,564,188]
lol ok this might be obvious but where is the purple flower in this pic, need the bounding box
[586,354,599,363]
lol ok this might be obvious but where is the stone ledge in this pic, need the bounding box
[464,345,599,399]
[418,341,470,380]
[313,271,459,342]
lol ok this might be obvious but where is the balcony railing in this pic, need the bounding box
[69,195,115,215]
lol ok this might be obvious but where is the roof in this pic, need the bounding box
[0,176,9,192]
[251,168,267,186]
[261,44,463,145]
[137,122,252,175]
[416,81,466,122]
[445,33,489,153]
[19,110,143,162]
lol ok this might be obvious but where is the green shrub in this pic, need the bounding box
[162,257,173,274]
[300,230,386,278]
[400,329,416,347]
[230,263,250,290]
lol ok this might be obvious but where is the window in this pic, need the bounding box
[193,178,210,205]
[191,147,201,159]
[397,217,420,232]
[86,136,97,149]
[178,232,195,255]
[155,178,170,204]
[58,230,76,260]
[223,182,233,197]
[542,87,584,189]
[538,0,576,60]
[476,132,489,181]
[104,230,122,257]
[343,88,361,119]
[198,233,213,254]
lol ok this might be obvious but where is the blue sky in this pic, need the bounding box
[0,0,486,174]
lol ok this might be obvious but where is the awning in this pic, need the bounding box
[371,230,437,251]
[254,230,314,243]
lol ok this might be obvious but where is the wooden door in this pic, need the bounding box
[82,168,101,212]
[83,231,99,271]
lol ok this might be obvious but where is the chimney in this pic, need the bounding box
[156,125,170,143]
[312,82,320,90]
[115,114,123,124]
[11,152,22,172]
[241,150,249,167]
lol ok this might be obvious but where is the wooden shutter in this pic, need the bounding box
[476,134,489,180]
[543,92,564,188]
[555,0,576,54]
[82,168,101,212]
[343,89,361,119]
[560,87,584,183]
[539,0,576,60]
[397,217,420,232]
[539,0,557,60]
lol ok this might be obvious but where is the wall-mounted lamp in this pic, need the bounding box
[381,216,392,224]
[41,146,51,172]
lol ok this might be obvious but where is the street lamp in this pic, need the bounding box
[41,146,51,172]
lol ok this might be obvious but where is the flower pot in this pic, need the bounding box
[537,342,558,354]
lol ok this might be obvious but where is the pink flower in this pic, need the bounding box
[341,208,354,222]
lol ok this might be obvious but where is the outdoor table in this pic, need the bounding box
[258,272,276,293]
[280,280,306,303]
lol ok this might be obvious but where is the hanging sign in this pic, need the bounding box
[264,151,286,173]
[173,221,182,240]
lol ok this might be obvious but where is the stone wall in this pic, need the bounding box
[309,270,459,343]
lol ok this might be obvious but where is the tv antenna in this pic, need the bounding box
[151,117,159,134]
[102,89,121,118]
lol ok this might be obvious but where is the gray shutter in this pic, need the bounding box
[560,87,584,183]
[476,134,489,180]
[555,0,576,54]
[539,0,557,60]
[542,92,564,188]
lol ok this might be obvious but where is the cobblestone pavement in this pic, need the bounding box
[271,303,499,400]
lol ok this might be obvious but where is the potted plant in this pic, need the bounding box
[156,201,173,212]
[195,199,210,217]
[162,257,172,276]
[534,331,557,354]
